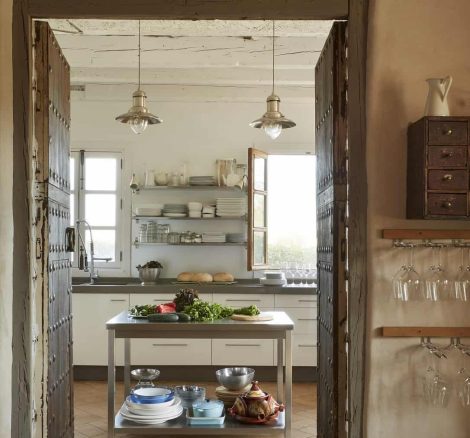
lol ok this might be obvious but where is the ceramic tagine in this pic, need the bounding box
[228,381,284,424]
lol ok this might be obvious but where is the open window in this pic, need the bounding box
[248,147,268,270]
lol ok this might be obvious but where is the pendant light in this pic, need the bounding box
[116,20,162,134]
[250,21,296,140]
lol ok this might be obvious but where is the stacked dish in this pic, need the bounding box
[174,385,206,408]
[189,176,216,186]
[202,232,226,243]
[120,387,183,425]
[216,198,247,217]
[163,204,188,218]
[215,385,252,408]
[260,271,286,286]
[135,205,163,216]
[186,400,225,425]
[202,205,216,218]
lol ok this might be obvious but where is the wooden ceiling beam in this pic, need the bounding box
[29,0,348,20]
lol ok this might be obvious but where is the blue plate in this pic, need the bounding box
[130,387,175,404]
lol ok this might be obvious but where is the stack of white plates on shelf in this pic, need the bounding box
[189,176,216,186]
[216,198,247,217]
[163,204,188,218]
[260,271,286,286]
[226,233,246,244]
[202,232,226,243]
[135,205,163,217]
[120,387,183,425]
[202,205,216,218]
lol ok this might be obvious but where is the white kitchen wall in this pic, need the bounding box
[71,84,315,278]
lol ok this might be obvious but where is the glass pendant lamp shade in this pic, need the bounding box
[115,20,162,134]
[250,21,295,139]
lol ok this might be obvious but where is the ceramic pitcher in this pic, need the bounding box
[424,76,452,116]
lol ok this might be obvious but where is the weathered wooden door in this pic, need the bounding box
[315,22,347,438]
[33,21,74,437]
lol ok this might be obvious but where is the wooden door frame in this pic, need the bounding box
[11,1,368,437]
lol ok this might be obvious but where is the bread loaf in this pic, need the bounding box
[213,272,234,282]
[177,272,194,282]
[192,272,213,283]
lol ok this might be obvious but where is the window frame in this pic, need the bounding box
[71,149,123,271]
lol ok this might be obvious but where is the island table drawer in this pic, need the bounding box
[131,339,211,365]
[130,293,212,307]
[212,339,274,366]
[293,335,318,367]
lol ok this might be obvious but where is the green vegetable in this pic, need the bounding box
[176,312,191,322]
[148,313,179,322]
[232,305,261,316]
[129,304,158,317]
[182,301,260,322]
[173,288,199,312]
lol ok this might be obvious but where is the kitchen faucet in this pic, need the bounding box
[75,220,111,284]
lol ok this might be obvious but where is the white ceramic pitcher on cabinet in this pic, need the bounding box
[424,76,452,116]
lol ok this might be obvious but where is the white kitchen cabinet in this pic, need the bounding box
[72,293,129,365]
[213,293,274,309]
[293,334,318,366]
[275,294,318,308]
[130,292,212,306]
[129,293,212,365]
[281,307,318,335]
[212,339,274,366]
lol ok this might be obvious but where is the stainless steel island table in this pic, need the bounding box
[106,311,294,437]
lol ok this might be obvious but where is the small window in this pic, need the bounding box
[70,151,122,268]
[267,155,317,268]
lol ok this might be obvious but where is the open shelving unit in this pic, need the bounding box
[133,241,246,247]
[132,215,246,221]
[135,185,245,192]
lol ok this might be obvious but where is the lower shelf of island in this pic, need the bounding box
[115,410,285,435]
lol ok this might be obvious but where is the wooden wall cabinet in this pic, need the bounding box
[407,116,470,219]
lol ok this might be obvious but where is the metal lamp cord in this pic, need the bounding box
[138,19,141,90]
[272,20,275,94]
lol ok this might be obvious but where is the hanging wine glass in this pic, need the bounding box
[455,247,470,302]
[424,246,451,301]
[392,245,422,301]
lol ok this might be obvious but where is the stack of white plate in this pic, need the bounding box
[121,396,183,425]
[226,233,246,243]
[202,232,226,243]
[135,205,163,216]
[189,176,216,186]
[260,271,286,286]
[163,204,188,218]
[216,198,247,217]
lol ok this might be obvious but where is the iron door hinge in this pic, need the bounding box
[120,251,123,262]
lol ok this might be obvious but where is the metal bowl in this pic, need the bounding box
[216,367,255,390]
[174,385,206,408]
[131,368,160,381]
[138,267,162,285]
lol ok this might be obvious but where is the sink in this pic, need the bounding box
[72,278,139,286]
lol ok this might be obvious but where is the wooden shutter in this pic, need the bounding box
[315,22,348,438]
[34,21,74,437]
[247,147,269,270]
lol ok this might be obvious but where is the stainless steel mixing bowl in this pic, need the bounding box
[138,267,162,285]
[215,367,255,390]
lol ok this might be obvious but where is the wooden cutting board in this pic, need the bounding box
[231,314,274,322]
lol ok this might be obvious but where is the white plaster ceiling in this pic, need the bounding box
[47,19,333,101]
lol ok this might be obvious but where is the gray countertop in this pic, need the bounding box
[72,277,317,295]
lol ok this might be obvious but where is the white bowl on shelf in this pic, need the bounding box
[260,278,286,286]
[136,206,163,216]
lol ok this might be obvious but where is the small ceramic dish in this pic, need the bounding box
[186,408,225,425]
[130,387,174,404]
[192,399,224,418]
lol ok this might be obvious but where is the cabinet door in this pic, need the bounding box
[72,293,129,365]
[275,294,318,308]
[281,307,318,335]
[212,339,274,366]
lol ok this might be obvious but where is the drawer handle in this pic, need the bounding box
[153,299,171,302]
[441,150,454,158]
[226,299,261,302]
[442,174,453,181]
[152,343,188,347]
[225,343,261,347]
[299,344,317,348]
[297,299,316,303]
[297,318,318,321]
[110,299,126,302]
[441,201,453,209]
[443,128,453,136]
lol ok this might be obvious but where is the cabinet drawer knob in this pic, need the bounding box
[441,150,454,158]
[442,201,453,209]
[442,174,453,181]
[443,128,453,136]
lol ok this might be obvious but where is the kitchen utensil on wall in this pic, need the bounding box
[145,170,156,186]
[424,76,452,116]
[216,159,237,186]
[130,173,139,190]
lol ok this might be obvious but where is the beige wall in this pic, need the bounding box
[366,1,470,436]
[0,0,13,435]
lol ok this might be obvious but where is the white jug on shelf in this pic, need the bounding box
[424,76,452,116]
